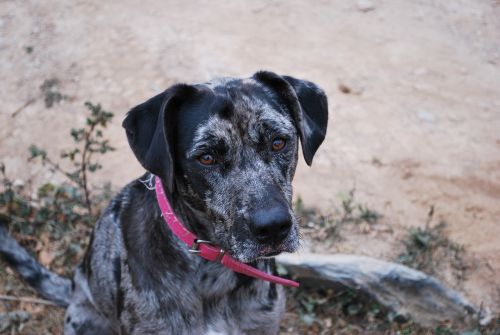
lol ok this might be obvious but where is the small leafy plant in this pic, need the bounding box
[40,78,68,108]
[29,102,114,216]
[397,206,468,284]
[338,189,381,224]
[295,189,381,248]
[0,102,114,274]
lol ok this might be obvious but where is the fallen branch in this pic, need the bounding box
[0,294,58,307]
[277,253,491,327]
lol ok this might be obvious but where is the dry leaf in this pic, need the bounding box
[38,232,54,267]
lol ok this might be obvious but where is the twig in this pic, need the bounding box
[425,205,434,229]
[0,294,58,306]
[11,98,36,118]
[80,123,97,215]
[38,156,82,189]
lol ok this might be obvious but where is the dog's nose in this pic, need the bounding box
[249,208,292,244]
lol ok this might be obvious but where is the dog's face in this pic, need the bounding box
[172,79,301,263]
[123,71,328,263]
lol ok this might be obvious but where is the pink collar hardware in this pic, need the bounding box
[154,176,299,288]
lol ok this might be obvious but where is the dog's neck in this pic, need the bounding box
[154,181,273,280]
[170,196,214,242]
[159,179,271,273]
[162,178,220,243]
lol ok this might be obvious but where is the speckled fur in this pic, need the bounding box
[0,71,328,335]
[185,87,300,263]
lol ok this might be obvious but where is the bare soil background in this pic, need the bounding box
[1,0,499,331]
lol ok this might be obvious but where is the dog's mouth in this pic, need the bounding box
[257,249,281,259]
[257,245,281,258]
[248,242,296,262]
[222,223,300,264]
[231,249,283,263]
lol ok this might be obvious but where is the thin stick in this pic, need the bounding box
[0,294,58,306]
[80,123,96,215]
[11,98,36,118]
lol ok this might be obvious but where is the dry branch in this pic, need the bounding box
[276,253,490,327]
[0,294,58,306]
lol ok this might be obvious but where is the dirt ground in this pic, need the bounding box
[1,0,499,325]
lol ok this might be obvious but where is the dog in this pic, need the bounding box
[0,71,328,334]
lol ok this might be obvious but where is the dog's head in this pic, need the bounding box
[123,71,328,263]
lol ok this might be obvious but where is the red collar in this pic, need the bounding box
[154,176,299,288]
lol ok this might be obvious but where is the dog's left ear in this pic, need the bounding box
[253,71,328,165]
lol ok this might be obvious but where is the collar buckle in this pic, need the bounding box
[189,239,214,254]
[189,239,225,263]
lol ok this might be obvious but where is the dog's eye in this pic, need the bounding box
[198,154,216,166]
[271,138,286,152]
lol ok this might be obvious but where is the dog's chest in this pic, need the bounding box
[113,258,286,335]
[198,285,286,335]
[191,269,286,334]
[116,285,285,335]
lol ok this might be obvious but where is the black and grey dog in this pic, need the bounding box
[0,71,328,334]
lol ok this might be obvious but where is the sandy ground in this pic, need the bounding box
[1,0,499,316]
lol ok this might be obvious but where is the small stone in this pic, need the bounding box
[402,171,413,180]
[338,79,364,95]
[13,179,24,188]
[371,157,383,167]
[416,110,436,123]
[356,0,375,12]
[361,222,371,233]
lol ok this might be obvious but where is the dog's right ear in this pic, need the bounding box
[122,84,195,192]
